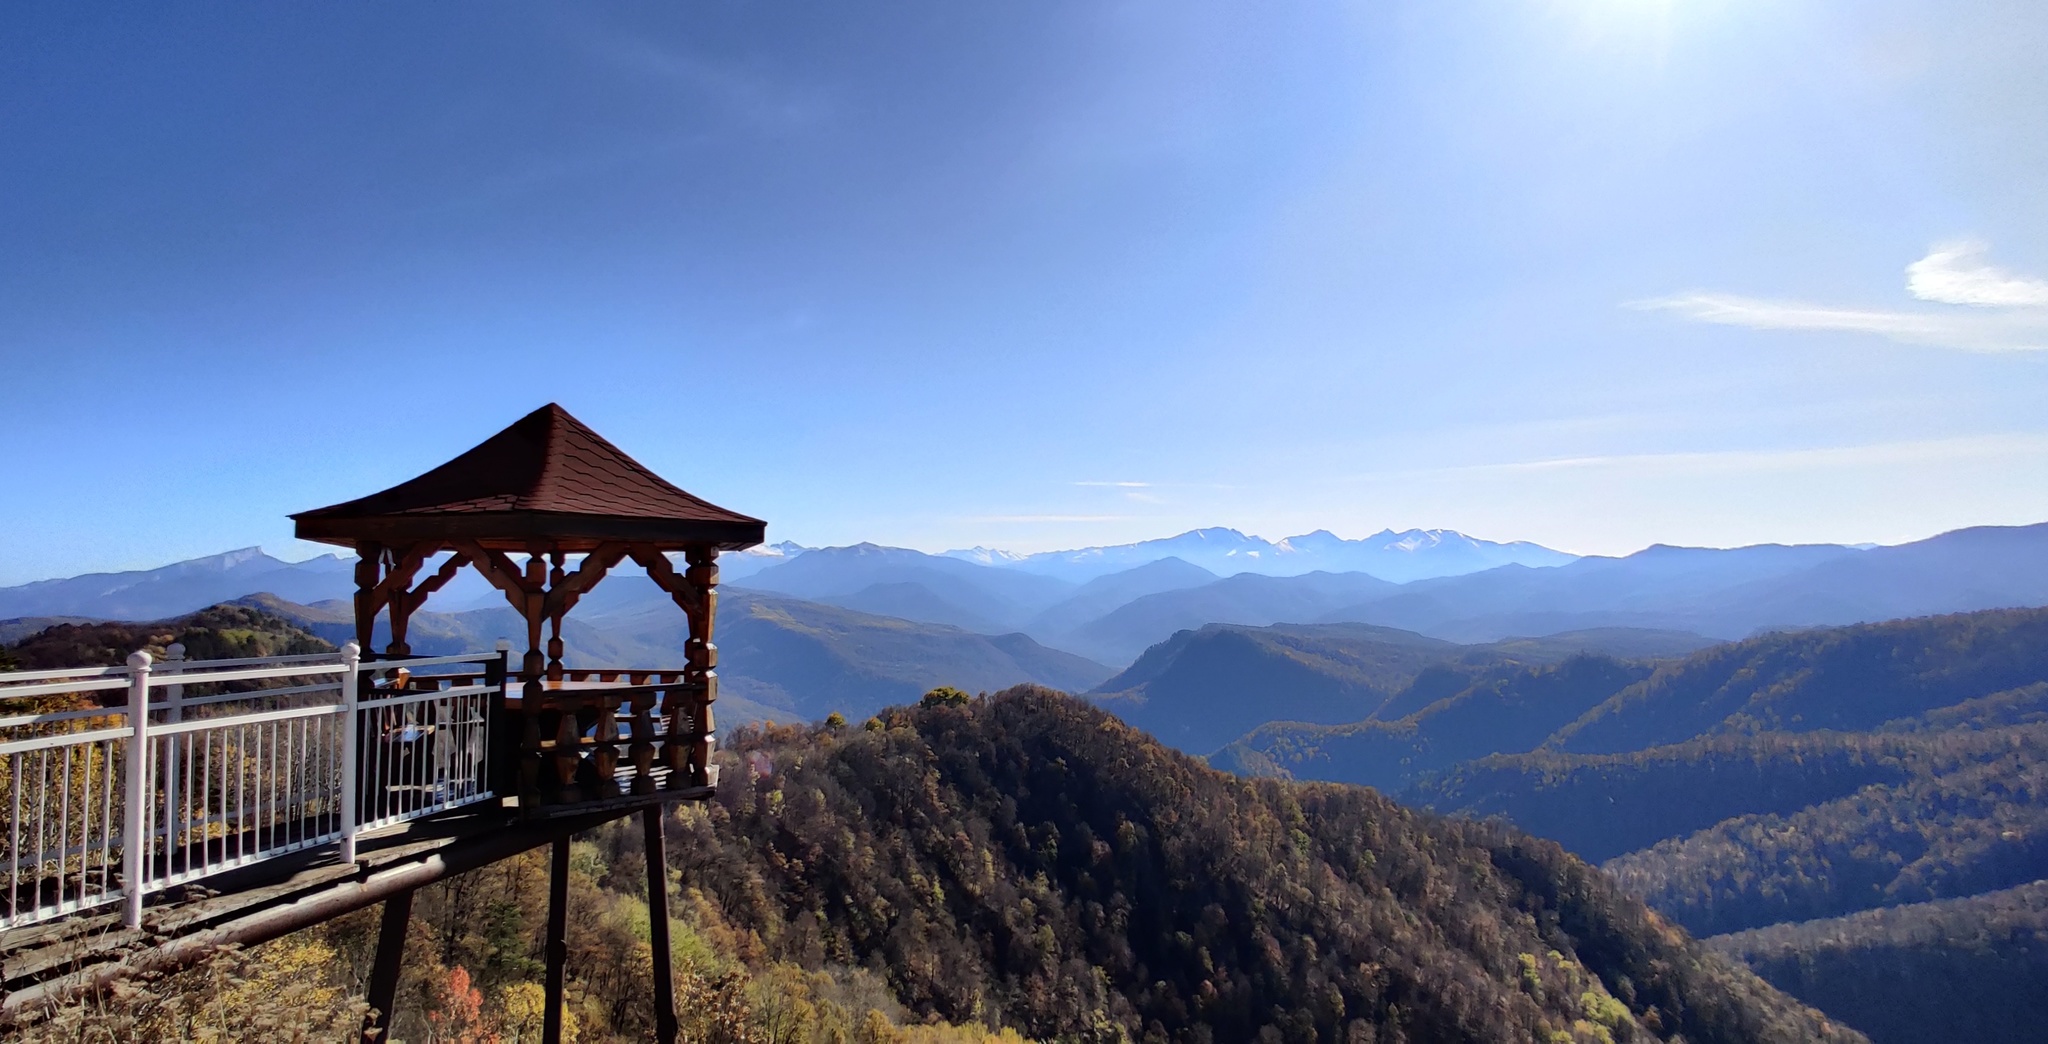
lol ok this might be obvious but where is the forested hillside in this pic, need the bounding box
[1547,608,2048,753]
[1711,880,2048,1044]
[1605,727,2048,936]
[3,602,330,668]
[1089,622,1461,753]
[1317,609,2048,1043]
[1097,622,1709,758]
[676,689,1862,1042]
[23,689,1862,1043]
[1214,655,1654,791]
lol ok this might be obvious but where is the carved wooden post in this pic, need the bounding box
[352,544,383,653]
[683,547,719,787]
[522,549,549,682]
[522,549,551,800]
[382,546,425,659]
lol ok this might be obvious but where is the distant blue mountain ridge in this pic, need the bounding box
[938,526,1577,584]
[6,523,2048,672]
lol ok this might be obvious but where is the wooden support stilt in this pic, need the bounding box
[644,806,678,1044]
[362,889,414,1044]
[542,836,571,1044]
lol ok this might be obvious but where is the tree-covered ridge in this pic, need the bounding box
[1605,727,2048,936]
[1881,680,2048,732]
[1091,621,1705,758]
[2,602,332,669]
[1088,623,1467,754]
[1352,610,2048,1041]
[1408,731,1950,863]
[1708,879,2048,1044]
[1213,655,1652,792]
[1547,608,2048,754]
[1216,609,2048,802]
[672,687,1861,1043]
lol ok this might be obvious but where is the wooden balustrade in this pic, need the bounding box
[508,670,710,817]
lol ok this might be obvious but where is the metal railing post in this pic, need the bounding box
[161,643,184,878]
[122,651,151,929]
[338,642,362,865]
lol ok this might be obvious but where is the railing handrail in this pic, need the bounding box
[152,650,350,671]
[148,701,347,736]
[0,704,130,730]
[364,652,505,670]
[172,680,342,710]
[139,662,347,688]
[0,677,134,699]
[357,683,495,711]
[0,724,131,757]
[0,664,132,684]
[0,650,354,683]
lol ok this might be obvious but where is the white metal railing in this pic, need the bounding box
[356,655,495,832]
[0,645,505,931]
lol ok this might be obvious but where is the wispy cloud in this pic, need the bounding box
[1907,241,2048,307]
[1073,481,1151,488]
[1635,242,2048,352]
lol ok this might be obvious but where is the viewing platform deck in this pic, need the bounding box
[0,646,717,1019]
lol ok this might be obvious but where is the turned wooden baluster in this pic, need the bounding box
[682,547,719,787]
[591,694,621,796]
[553,696,583,802]
[546,551,567,683]
[629,681,657,794]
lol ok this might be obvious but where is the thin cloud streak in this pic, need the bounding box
[1636,240,2048,352]
[1630,292,2048,352]
[1073,481,1151,488]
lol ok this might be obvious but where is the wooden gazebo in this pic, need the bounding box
[292,402,763,1044]
[294,402,763,813]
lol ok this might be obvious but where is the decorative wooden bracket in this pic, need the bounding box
[396,551,471,619]
[450,539,544,615]
[629,545,703,618]
[367,545,431,616]
[543,543,629,620]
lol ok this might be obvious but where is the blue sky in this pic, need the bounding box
[4,0,2047,586]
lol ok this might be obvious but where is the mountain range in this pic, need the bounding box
[940,525,1578,582]
[7,522,2048,672]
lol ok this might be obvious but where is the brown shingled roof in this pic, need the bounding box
[292,404,765,552]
